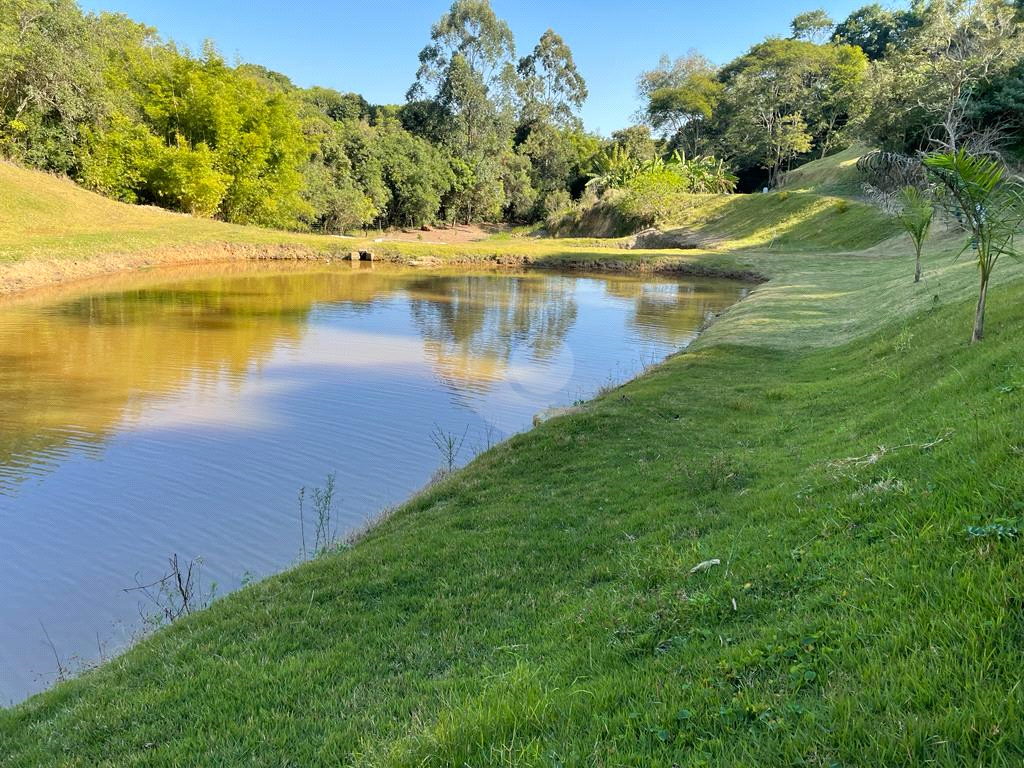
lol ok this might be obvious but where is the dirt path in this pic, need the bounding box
[365,223,502,244]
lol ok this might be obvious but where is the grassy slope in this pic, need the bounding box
[3,157,1024,765]
[0,161,333,261]
[0,158,901,283]
[779,145,868,198]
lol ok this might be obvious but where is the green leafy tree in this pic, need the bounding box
[302,87,370,122]
[499,151,537,222]
[0,0,108,172]
[860,0,1024,153]
[637,51,723,156]
[517,122,580,205]
[893,185,935,283]
[379,125,454,227]
[791,9,835,43]
[832,3,923,60]
[79,113,163,203]
[149,140,230,216]
[924,150,1024,342]
[717,38,866,184]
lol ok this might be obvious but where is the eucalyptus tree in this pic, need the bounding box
[407,0,516,156]
[924,150,1024,343]
[407,0,519,222]
[515,29,588,129]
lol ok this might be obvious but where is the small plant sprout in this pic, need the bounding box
[894,185,934,283]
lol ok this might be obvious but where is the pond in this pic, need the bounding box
[0,263,748,704]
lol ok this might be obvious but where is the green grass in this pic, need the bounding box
[653,189,901,253]
[780,145,869,198]
[3,155,1024,766]
[0,160,337,261]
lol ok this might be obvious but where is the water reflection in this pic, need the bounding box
[408,274,578,390]
[0,263,747,704]
[0,266,743,490]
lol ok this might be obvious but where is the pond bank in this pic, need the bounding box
[0,239,768,299]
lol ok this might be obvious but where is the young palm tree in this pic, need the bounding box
[924,150,1024,343]
[894,186,935,284]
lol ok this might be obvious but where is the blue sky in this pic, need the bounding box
[77,0,871,135]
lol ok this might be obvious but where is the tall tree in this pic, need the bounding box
[407,0,516,157]
[0,0,107,172]
[515,29,588,129]
[791,9,835,43]
[832,2,923,60]
[860,0,1024,153]
[637,51,722,156]
[717,38,866,185]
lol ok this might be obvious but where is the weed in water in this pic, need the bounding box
[430,424,470,474]
[124,554,213,631]
[298,473,339,559]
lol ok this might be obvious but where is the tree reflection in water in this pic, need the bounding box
[406,274,578,391]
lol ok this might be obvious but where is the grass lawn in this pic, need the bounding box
[2,157,1024,766]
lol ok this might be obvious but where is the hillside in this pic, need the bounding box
[0,161,333,261]
[3,152,1024,765]
[779,145,869,197]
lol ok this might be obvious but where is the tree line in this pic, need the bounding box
[638,0,1024,190]
[0,0,600,231]
[3,0,1024,232]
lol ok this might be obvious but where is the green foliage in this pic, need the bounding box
[516,29,587,129]
[78,114,164,204]
[966,520,1021,540]
[860,0,1024,153]
[380,127,455,227]
[498,151,537,222]
[924,149,1024,341]
[587,143,644,192]
[832,3,922,60]
[407,0,516,159]
[0,0,108,173]
[893,185,935,283]
[636,52,723,156]
[790,9,835,43]
[718,38,868,185]
[149,141,230,217]
[617,167,693,227]
[590,148,737,206]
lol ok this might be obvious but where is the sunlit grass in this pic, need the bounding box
[779,144,869,197]
[3,153,1024,765]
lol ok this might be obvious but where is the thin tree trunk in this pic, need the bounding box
[972,272,988,343]
[914,245,922,283]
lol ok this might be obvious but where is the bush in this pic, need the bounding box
[617,168,691,228]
